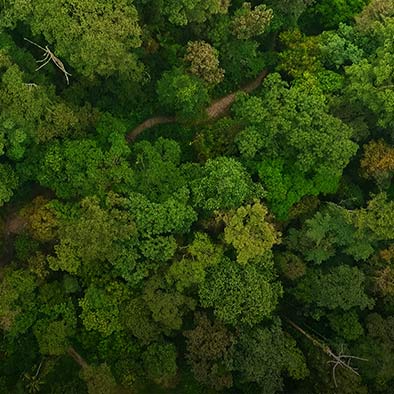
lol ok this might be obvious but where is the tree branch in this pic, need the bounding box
[285,318,367,387]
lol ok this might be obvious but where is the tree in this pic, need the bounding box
[130,137,186,202]
[352,192,394,241]
[184,313,235,390]
[278,29,321,79]
[166,232,223,292]
[301,0,368,30]
[32,138,133,199]
[294,265,374,313]
[161,0,229,26]
[142,342,177,387]
[157,67,210,121]
[142,275,196,331]
[0,268,37,336]
[355,314,394,392]
[345,19,394,130]
[288,193,394,266]
[0,164,18,207]
[234,73,358,218]
[27,278,78,358]
[128,191,197,237]
[190,156,257,211]
[185,41,224,85]
[297,340,368,394]
[355,0,394,33]
[276,252,306,281]
[2,0,394,391]
[2,0,143,80]
[193,117,239,161]
[223,201,281,264]
[33,320,72,356]
[231,3,273,40]
[198,257,282,326]
[266,0,314,28]
[20,196,58,243]
[287,203,374,263]
[0,34,96,145]
[327,310,364,341]
[233,319,308,391]
[319,24,364,69]
[216,38,267,85]
[360,140,394,185]
[372,247,394,297]
[79,284,126,337]
[120,297,161,344]
[80,363,117,394]
[47,196,136,276]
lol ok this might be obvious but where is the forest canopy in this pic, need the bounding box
[1,0,394,393]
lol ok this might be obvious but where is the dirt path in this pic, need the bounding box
[126,69,269,141]
[126,116,176,142]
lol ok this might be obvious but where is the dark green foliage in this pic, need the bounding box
[327,310,364,341]
[184,313,235,390]
[319,24,364,69]
[199,256,282,326]
[0,164,18,207]
[157,68,210,121]
[190,156,257,211]
[143,274,196,330]
[80,363,117,394]
[233,320,308,391]
[160,0,229,26]
[301,0,368,31]
[220,39,267,85]
[1,1,394,392]
[0,268,37,336]
[294,265,374,313]
[192,117,239,160]
[287,203,374,263]
[143,342,177,385]
[79,284,126,336]
[131,137,186,202]
[356,314,394,392]
[345,18,394,130]
[234,73,358,218]
[1,0,143,81]
[31,137,133,199]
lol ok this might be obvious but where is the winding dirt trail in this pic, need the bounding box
[126,69,269,142]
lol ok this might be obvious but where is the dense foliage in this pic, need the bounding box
[1,0,394,393]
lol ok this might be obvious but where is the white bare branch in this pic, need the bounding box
[326,346,368,387]
[24,38,72,85]
[285,319,368,388]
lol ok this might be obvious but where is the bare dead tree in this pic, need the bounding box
[285,318,368,387]
[326,344,368,387]
[24,38,71,84]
